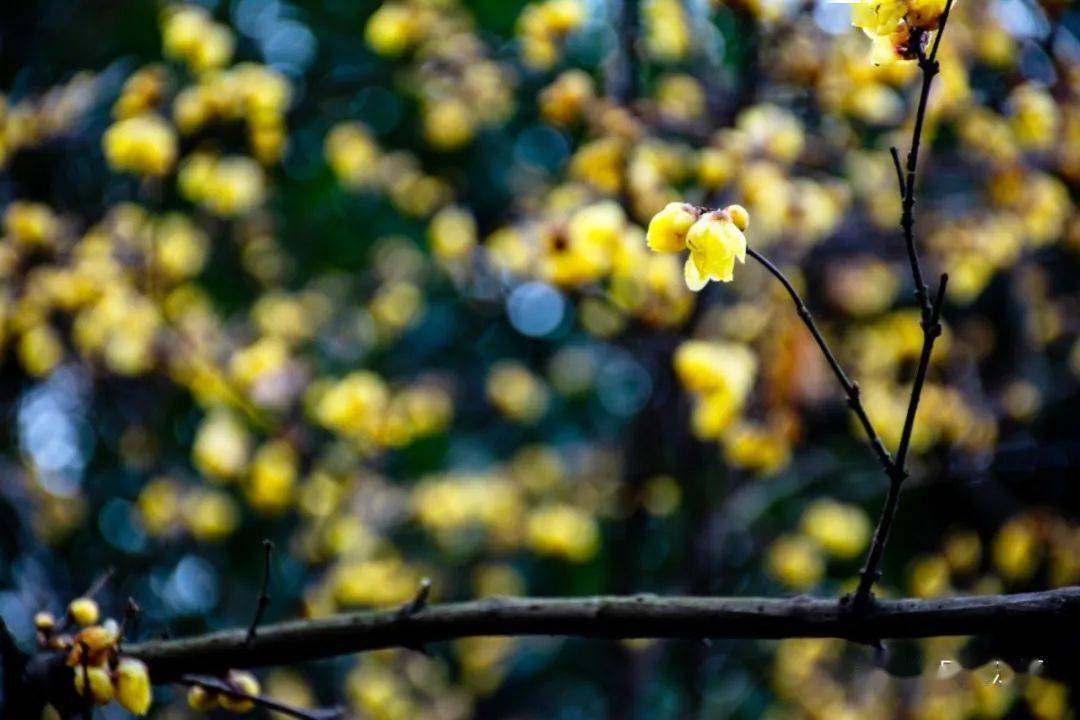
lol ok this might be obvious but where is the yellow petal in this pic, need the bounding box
[683,256,708,291]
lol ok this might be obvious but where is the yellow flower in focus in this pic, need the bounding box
[486,361,549,424]
[851,0,948,64]
[683,209,747,290]
[526,504,599,562]
[103,114,177,177]
[799,499,871,559]
[115,658,153,715]
[766,535,824,590]
[646,202,700,253]
[192,410,251,481]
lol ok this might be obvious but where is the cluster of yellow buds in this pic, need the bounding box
[516,0,586,70]
[102,113,179,177]
[187,671,261,713]
[310,372,453,451]
[173,63,291,164]
[766,499,872,590]
[178,152,266,217]
[852,0,950,65]
[0,73,100,169]
[162,4,235,73]
[646,203,749,291]
[673,340,758,438]
[32,598,152,714]
[325,121,452,217]
[644,0,692,62]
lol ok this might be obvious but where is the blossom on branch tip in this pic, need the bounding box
[646,204,749,291]
[851,0,950,64]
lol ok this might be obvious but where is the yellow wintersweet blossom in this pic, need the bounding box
[161,4,234,73]
[103,114,178,177]
[800,499,871,559]
[646,202,700,253]
[247,439,299,514]
[674,340,757,438]
[74,665,114,705]
[429,205,477,263]
[487,361,549,424]
[852,0,949,65]
[219,671,260,713]
[365,3,419,57]
[192,409,251,481]
[647,204,749,291]
[178,153,265,217]
[526,503,599,562]
[115,659,153,715]
[673,340,757,399]
[4,201,59,248]
[766,535,824,590]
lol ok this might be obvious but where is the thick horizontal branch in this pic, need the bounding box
[128,588,1080,682]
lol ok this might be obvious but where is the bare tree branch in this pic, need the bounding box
[125,589,1080,683]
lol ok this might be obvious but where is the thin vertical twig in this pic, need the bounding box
[852,2,955,608]
[853,275,948,605]
[746,247,894,475]
[246,540,274,647]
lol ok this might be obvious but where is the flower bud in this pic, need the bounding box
[115,658,153,715]
[646,202,700,253]
[219,670,260,713]
[73,665,114,705]
[723,204,750,232]
[188,684,219,711]
[68,597,100,627]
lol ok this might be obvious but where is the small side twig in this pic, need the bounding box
[398,578,432,620]
[179,674,344,720]
[746,247,894,475]
[246,540,274,647]
[117,598,142,654]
